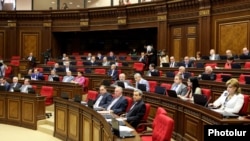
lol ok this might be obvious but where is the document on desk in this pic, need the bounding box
[119,126,134,132]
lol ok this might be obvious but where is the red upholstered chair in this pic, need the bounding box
[126,56,131,61]
[43,74,48,81]
[75,56,82,60]
[244,62,250,69]
[46,61,55,66]
[40,86,54,118]
[136,103,151,133]
[215,73,232,82]
[239,94,249,116]
[11,56,21,60]
[160,83,172,90]
[148,81,157,93]
[10,60,20,66]
[36,67,44,73]
[159,70,163,76]
[32,85,37,93]
[238,74,250,84]
[94,69,106,74]
[76,61,83,66]
[86,90,98,102]
[201,88,212,101]
[72,52,79,55]
[125,96,133,112]
[133,62,145,73]
[205,63,217,69]
[140,114,174,141]
[5,66,12,78]
[83,77,89,93]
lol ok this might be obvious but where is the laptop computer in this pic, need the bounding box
[244,76,250,84]
[193,94,207,106]
[154,86,166,95]
[166,90,178,98]
[117,81,125,88]
[87,99,94,108]
[231,63,241,69]
[151,71,159,76]
[137,84,146,91]
[74,95,82,103]
[24,75,31,80]
[221,75,231,82]
[162,63,169,67]
[13,87,21,92]
[52,77,60,82]
[27,87,36,94]
[61,93,69,100]
[111,118,135,138]
[0,85,6,91]
[201,74,211,80]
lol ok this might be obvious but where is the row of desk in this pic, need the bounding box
[0,91,45,129]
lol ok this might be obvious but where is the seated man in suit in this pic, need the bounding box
[138,52,147,64]
[52,63,63,72]
[179,56,193,68]
[93,85,113,109]
[134,73,149,92]
[89,56,98,66]
[146,63,159,77]
[63,61,76,72]
[198,66,216,80]
[0,76,10,91]
[106,86,128,115]
[9,76,22,92]
[111,73,133,89]
[209,49,220,60]
[62,71,75,83]
[107,51,116,61]
[177,66,191,79]
[226,49,238,59]
[171,74,188,96]
[102,56,110,66]
[48,70,59,82]
[121,89,146,128]
[31,68,44,80]
[169,56,178,68]
[20,78,32,93]
[107,64,118,81]
[239,47,250,59]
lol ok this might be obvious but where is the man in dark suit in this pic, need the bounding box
[106,86,128,115]
[122,89,146,128]
[89,56,98,66]
[169,56,178,68]
[146,63,159,77]
[93,85,113,109]
[138,52,147,64]
[0,76,10,91]
[198,66,216,80]
[27,52,36,68]
[31,68,44,80]
[239,47,250,59]
[62,61,76,72]
[179,56,193,68]
[9,76,22,92]
[107,64,118,81]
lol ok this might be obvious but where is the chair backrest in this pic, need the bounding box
[83,77,89,92]
[201,88,211,100]
[11,56,21,60]
[10,60,20,66]
[152,114,174,141]
[47,61,55,66]
[238,74,250,84]
[215,73,232,82]
[244,62,250,69]
[148,81,157,93]
[43,74,48,81]
[86,90,98,101]
[94,69,106,74]
[5,66,12,78]
[159,70,163,76]
[205,63,217,69]
[133,62,145,71]
[40,86,54,106]
[142,103,151,121]
[239,94,249,115]
[72,52,79,55]
[153,107,168,128]
[125,96,133,112]
[36,67,44,73]
[160,83,172,90]
[76,61,83,66]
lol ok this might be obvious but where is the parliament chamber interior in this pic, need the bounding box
[0,0,250,141]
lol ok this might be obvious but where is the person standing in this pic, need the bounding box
[27,52,36,68]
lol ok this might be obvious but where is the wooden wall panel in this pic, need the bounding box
[0,98,4,119]
[184,115,200,141]
[68,111,79,141]
[8,100,20,121]
[20,31,40,59]
[187,38,196,57]
[173,39,181,61]
[0,31,5,59]
[219,21,249,55]
[82,115,91,141]
[22,101,34,123]
[55,108,67,136]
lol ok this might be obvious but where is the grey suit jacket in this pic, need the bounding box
[171,83,188,96]
[20,85,32,93]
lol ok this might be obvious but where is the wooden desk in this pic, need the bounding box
[54,97,141,141]
[105,87,250,141]
[0,91,45,130]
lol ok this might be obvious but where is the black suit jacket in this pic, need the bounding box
[94,93,113,108]
[109,96,128,115]
[63,66,76,72]
[9,83,22,91]
[126,100,146,128]
[107,69,118,81]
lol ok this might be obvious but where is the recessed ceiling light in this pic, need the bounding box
[51,1,55,4]
[88,0,91,3]
[76,5,80,7]
[69,2,73,4]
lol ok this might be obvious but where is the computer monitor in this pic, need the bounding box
[151,71,160,76]
[74,95,82,103]
[13,87,21,92]
[201,74,211,80]
[87,99,94,108]
[27,88,36,94]
[193,94,208,106]
[166,90,178,98]
[52,77,60,82]
[162,63,169,67]
[154,86,166,95]
[137,84,146,91]
[117,81,125,88]
[231,63,241,69]
[221,75,231,82]
[0,86,6,91]
[61,93,69,100]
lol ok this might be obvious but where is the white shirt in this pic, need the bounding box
[94,95,103,108]
[106,96,121,110]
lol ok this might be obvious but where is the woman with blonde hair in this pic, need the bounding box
[209,78,244,114]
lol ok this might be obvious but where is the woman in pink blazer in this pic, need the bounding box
[71,71,85,87]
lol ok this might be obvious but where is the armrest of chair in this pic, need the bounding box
[140,132,153,136]
[136,121,153,129]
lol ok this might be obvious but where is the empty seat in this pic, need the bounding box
[148,81,158,93]
[133,62,145,73]
[205,63,217,69]
[94,69,106,74]
[239,94,249,116]
[11,56,21,60]
[86,90,98,101]
[244,62,250,69]
[10,60,20,66]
